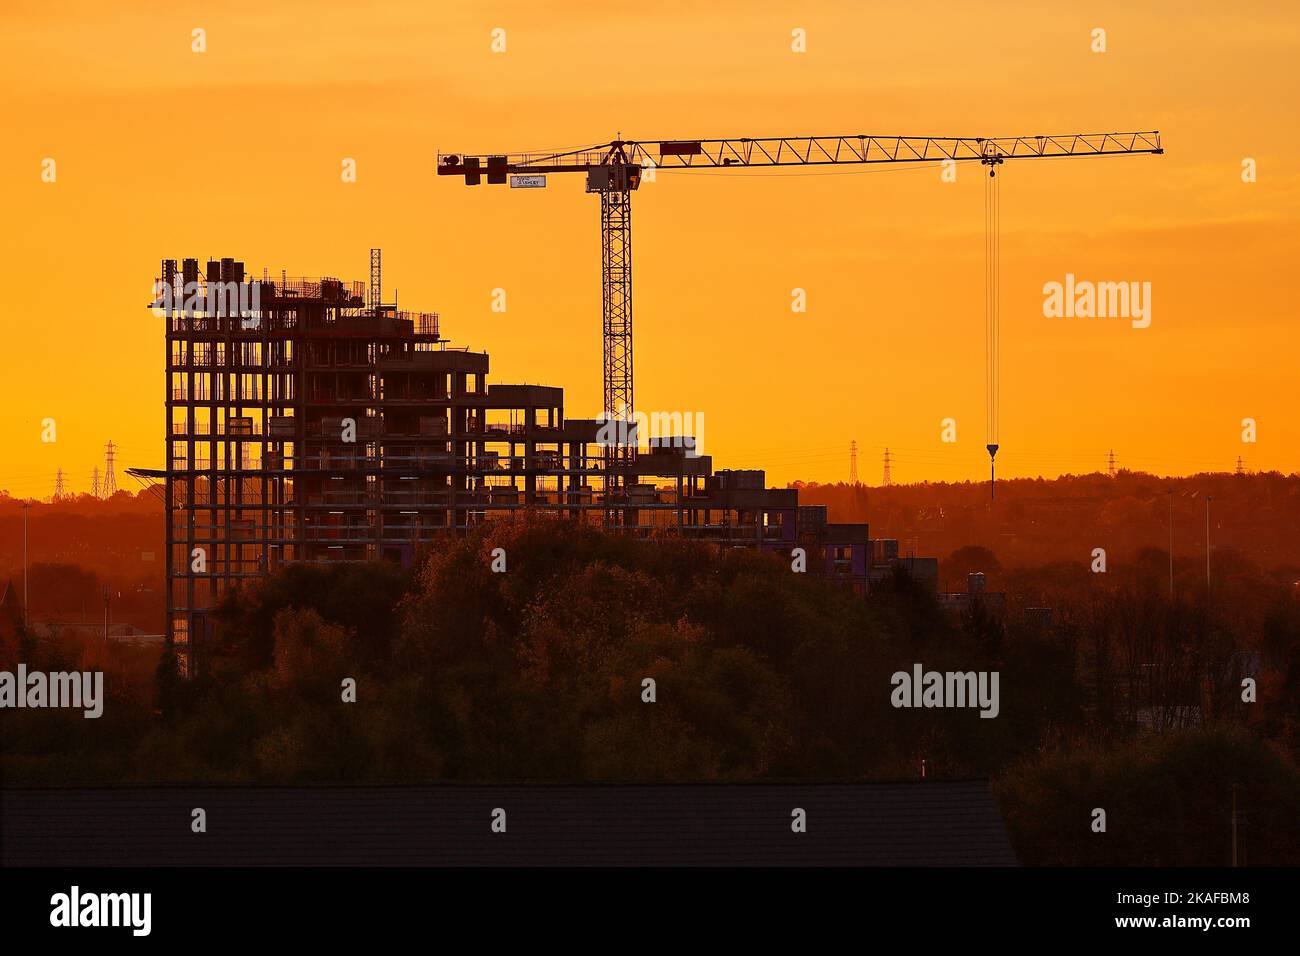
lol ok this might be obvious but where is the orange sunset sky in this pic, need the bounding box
[1,0,1297,495]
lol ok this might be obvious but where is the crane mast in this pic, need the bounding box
[438,130,1162,489]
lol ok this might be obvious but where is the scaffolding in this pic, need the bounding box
[133,254,872,678]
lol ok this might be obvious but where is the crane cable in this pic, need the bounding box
[984,160,1001,500]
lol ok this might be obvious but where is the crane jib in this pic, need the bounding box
[438,132,1161,183]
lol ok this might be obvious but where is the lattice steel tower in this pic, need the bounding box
[103,441,118,496]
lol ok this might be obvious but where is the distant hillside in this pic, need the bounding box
[0,490,164,629]
[792,471,1300,577]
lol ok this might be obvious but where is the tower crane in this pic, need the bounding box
[438,131,1163,490]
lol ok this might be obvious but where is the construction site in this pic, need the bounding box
[131,132,1162,677]
[133,252,897,678]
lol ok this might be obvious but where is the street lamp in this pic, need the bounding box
[21,501,30,627]
[1167,489,1174,599]
[1205,495,1213,593]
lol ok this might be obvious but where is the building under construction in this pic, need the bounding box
[133,252,897,678]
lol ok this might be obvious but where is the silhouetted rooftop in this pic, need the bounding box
[1,781,1016,866]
